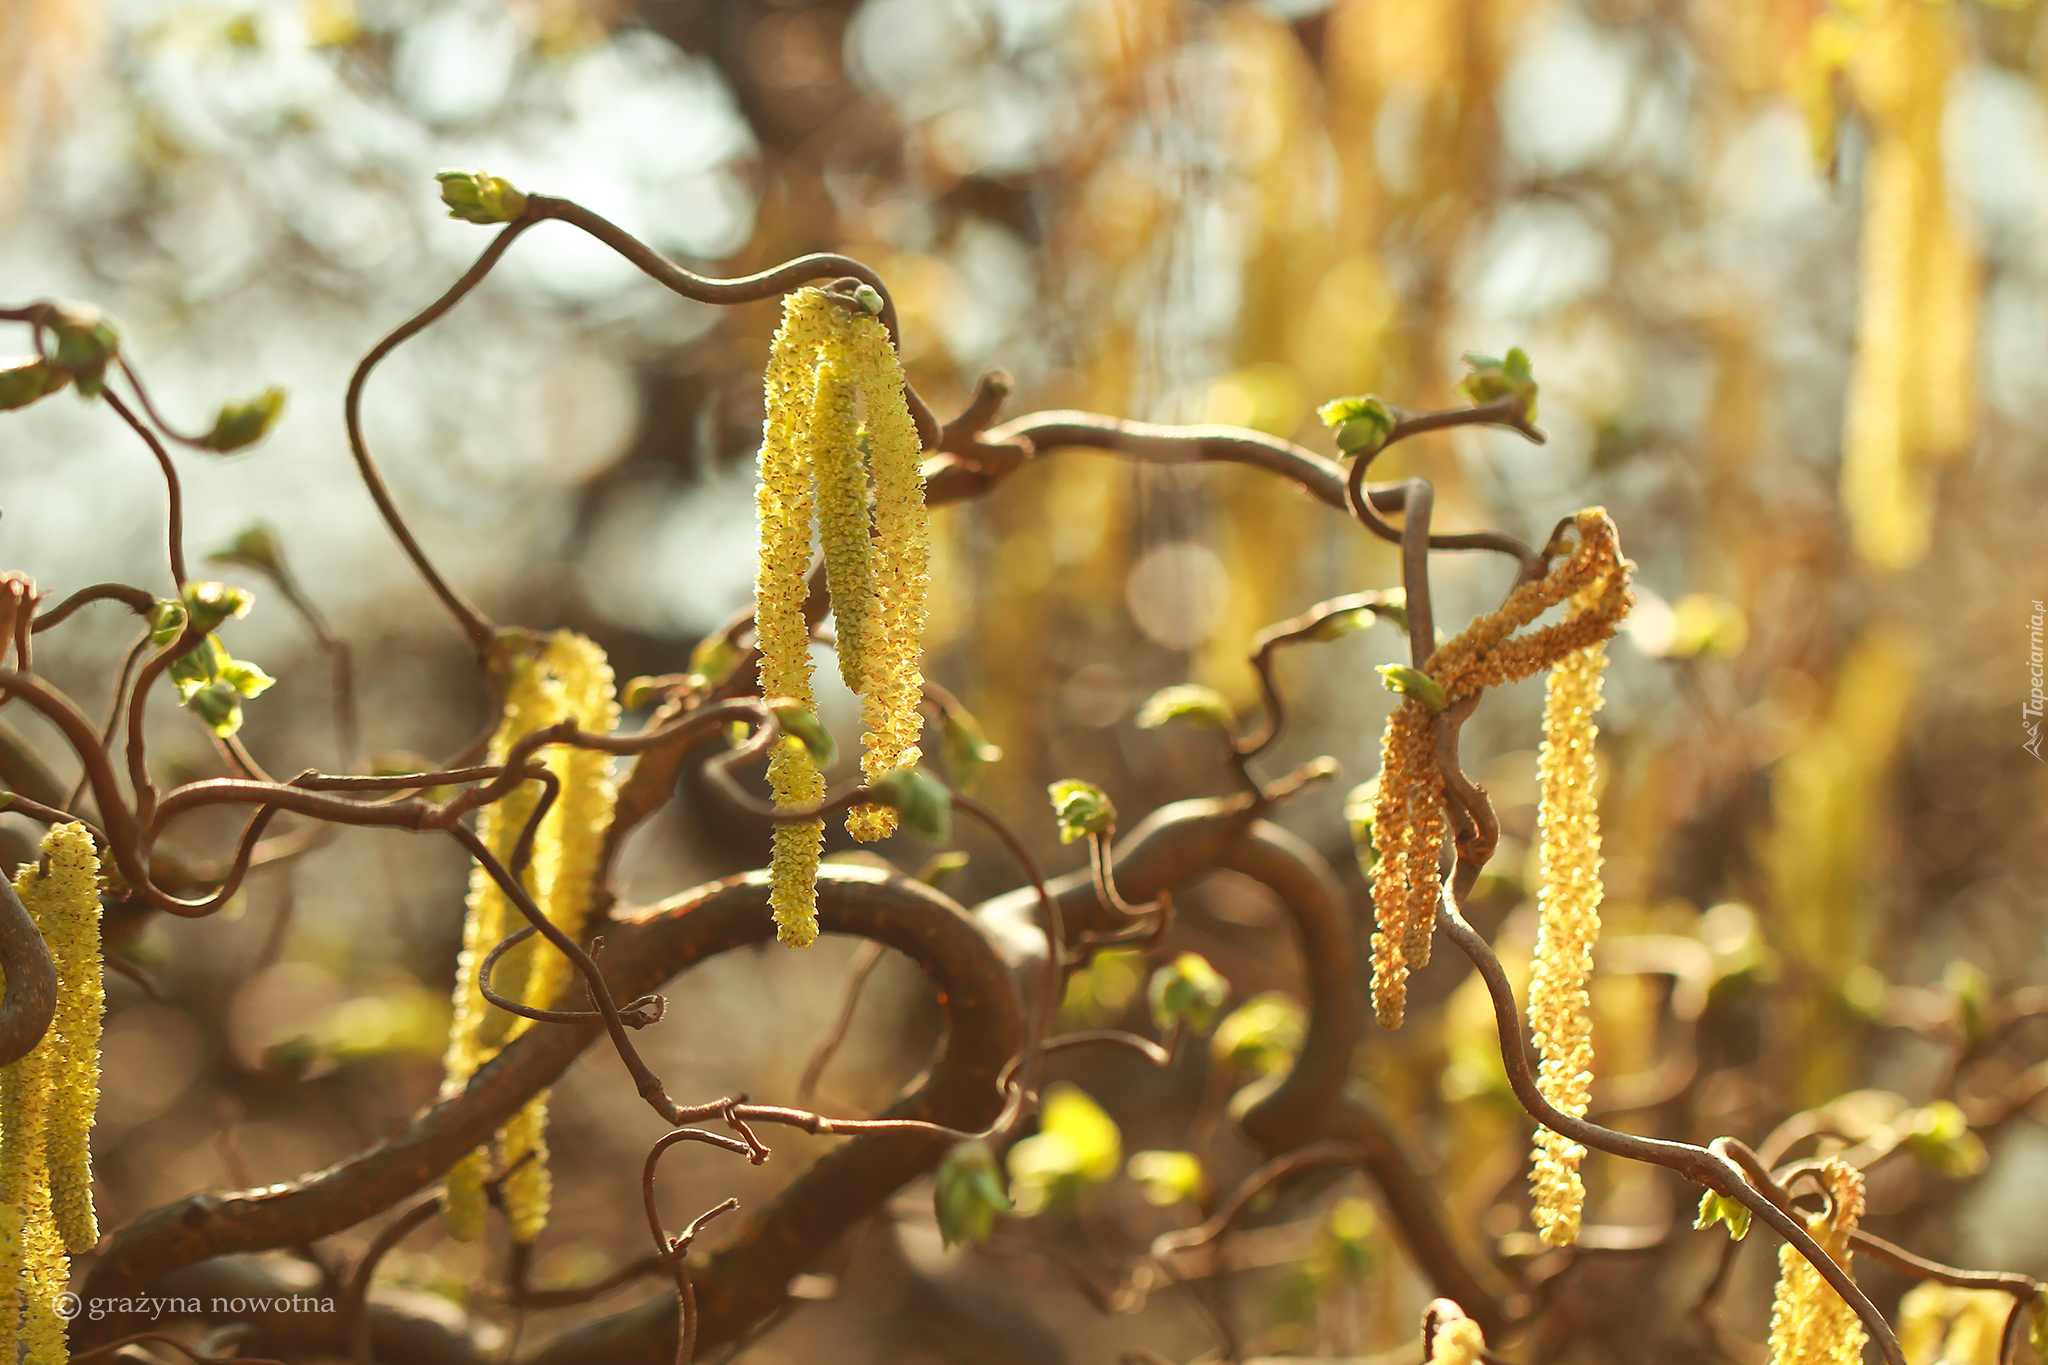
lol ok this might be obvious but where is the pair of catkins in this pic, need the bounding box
[1361,507,1630,1249]
[1,823,104,1365]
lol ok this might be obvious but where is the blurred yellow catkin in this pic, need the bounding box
[1429,1311,1487,1365]
[441,633,617,1242]
[1766,1159,1869,1365]
[0,822,104,1365]
[1828,0,1977,569]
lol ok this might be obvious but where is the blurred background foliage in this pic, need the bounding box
[3,0,2048,1361]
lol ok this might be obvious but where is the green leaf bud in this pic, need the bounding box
[181,579,254,633]
[851,283,885,316]
[207,523,285,577]
[1900,1100,1989,1178]
[688,634,743,689]
[186,679,246,735]
[935,1140,1011,1247]
[1127,1150,1206,1207]
[940,702,1002,796]
[45,302,121,397]
[0,356,69,411]
[435,169,530,225]
[148,598,188,647]
[1148,952,1228,1034]
[1211,991,1305,1075]
[867,766,953,845]
[1693,1189,1751,1241]
[202,386,286,453]
[767,698,836,769]
[1047,778,1116,844]
[1135,683,1237,733]
[1376,664,1447,713]
[1456,347,1539,422]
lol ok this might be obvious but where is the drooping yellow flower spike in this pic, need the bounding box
[1367,509,1631,1028]
[755,287,932,930]
[1526,589,1612,1247]
[758,291,832,946]
[440,632,617,1242]
[0,822,105,1365]
[1767,1160,1870,1365]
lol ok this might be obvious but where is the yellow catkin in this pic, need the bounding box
[32,823,102,1254]
[0,823,104,1362]
[1767,1160,1869,1365]
[495,631,617,1243]
[759,290,833,944]
[440,646,565,1241]
[1367,509,1632,1028]
[812,349,876,695]
[1897,1282,2010,1365]
[843,308,930,843]
[1527,614,1610,1247]
[1430,1316,1486,1365]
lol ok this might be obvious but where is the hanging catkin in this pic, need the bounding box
[1766,1160,1869,1365]
[755,287,932,937]
[1367,509,1631,1028]
[440,632,616,1242]
[0,822,104,1365]
[1526,594,1612,1247]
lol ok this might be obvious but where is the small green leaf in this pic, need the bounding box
[0,356,69,412]
[169,635,230,699]
[148,599,189,647]
[1006,1083,1122,1216]
[935,1141,1011,1247]
[1316,395,1396,455]
[868,766,953,844]
[1694,1190,1751,1242]
[689,635,742,689]
[208,523,285,577]
[44,303,121,397]
[435,169,529,225]
[217,657,275,700]
[1148,952,1228,1034]
[767,699,836,769]
[1047,778,1116,844]
[1376,664,1447,713]
[915,850,969,888]
[181,580,254,634]
[940,702,1002,796]
[202,386,286,453]
[1135,683,1236,733]
[185,678,246,736]
[1900,1100,1989,1178]
[1456,348,1539,422]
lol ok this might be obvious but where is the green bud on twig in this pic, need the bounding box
[851,284,885,316]
[0,356,69,412]
[1148,952,1228,1034]
[1456,347,1539,422]
[1376,664,1447,713]
[208,523,286,578]
[435,169,529,225]
[1693,1190,1750,1241]
[915,850,969,888]
[935,1141,1011,1248]
[202,386,286,453]
[1048,778,1115,844]
[182,580,254,634]
[1135,684,1236,733]
[148,599,188,647]
[868,766,953,844]
[688,635,743,689]
[940,701,1002,796]
[45,303,121,397]
[1316,394,1395,455]
[767,698,836,769]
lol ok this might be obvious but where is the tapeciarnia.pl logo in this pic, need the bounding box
[2026,599,2044,762]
